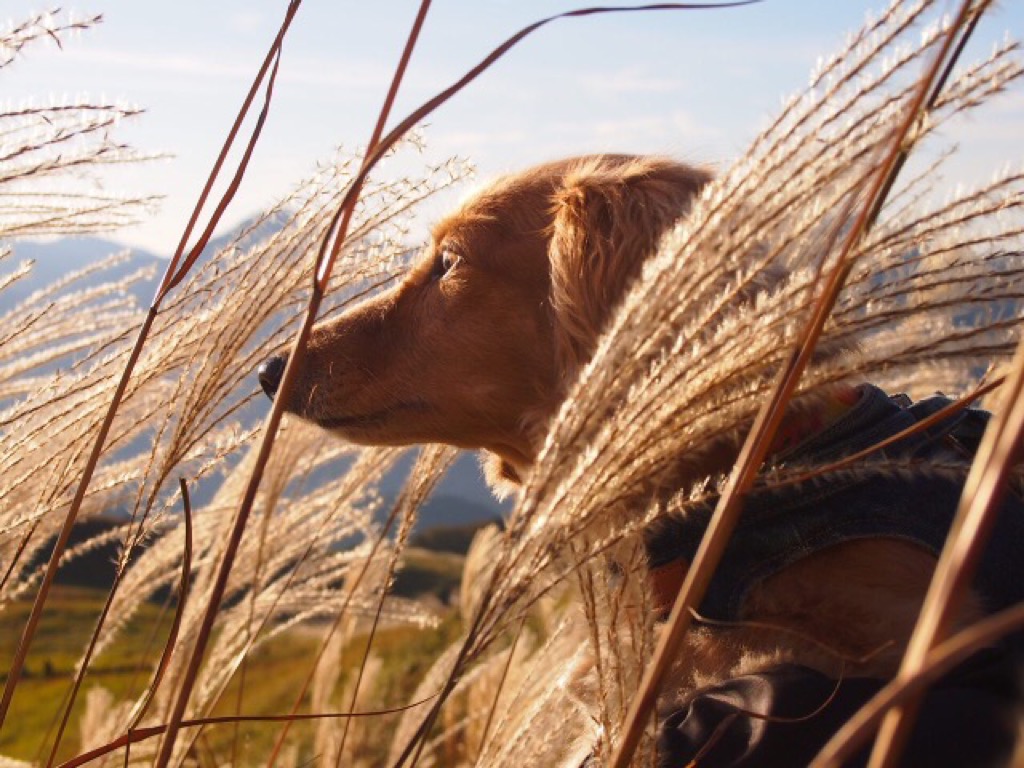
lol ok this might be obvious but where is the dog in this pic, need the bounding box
[259,155,1023,761]
[260,155,709,488]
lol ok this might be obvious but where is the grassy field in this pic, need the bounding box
[0,585,173,762]
[0,548,465,765]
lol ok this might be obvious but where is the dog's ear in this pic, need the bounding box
[548,157,710,377]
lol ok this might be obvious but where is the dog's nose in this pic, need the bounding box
[258,354,287,399]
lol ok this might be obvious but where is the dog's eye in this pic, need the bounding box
[439,249,461,277]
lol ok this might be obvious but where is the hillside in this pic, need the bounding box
[0,236,162,310]
[0,212,289,313]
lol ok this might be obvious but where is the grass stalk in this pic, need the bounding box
[811,601,1024,768]
[47,35,288,764]
[0,1,302,733]
[171,449,400,765]
[121,480,194,768]
[54,695,443,768]
[153,5,431,765]
[0,305,157,731]
[264,480,412,765]
[608,3,984,764]
[333,448,450,765]
[228,463,281,767]
[474,615,528,763]
[866,299,1024,766]
[41,478,191,768]
[155,0,302,301]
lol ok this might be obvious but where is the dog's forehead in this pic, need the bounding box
[432,166,563,247]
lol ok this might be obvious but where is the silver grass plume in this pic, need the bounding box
[0,26,472,757]
[0,11,159,237]
[67,152,469,767]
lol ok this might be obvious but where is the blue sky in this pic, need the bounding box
[8,1,1024,255]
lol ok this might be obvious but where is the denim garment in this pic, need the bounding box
[643,384,1024,624]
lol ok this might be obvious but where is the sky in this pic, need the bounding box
[7,1,1024,256]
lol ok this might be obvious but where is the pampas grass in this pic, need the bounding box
[0,10,157,239]
[2,1,1023,766]
[0,8,470,763]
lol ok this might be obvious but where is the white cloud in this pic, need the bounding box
[578,67,683,95]
[227,11,265,34]
[64,49,254,80]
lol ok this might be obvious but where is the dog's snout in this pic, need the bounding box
[258,354,287,399]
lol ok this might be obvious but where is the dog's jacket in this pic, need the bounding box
[655,648,1021,768]
[644,384,1024,767]
[644,384,1024,626]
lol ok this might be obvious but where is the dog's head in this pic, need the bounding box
[259,154,710,486]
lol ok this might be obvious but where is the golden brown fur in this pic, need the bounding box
[274,155,709,487]
[264,154,980,685]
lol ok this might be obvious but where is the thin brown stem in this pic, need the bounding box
[0,517,39,593]
[334,507,421,762]
[608,3,983,764]
[264,491,407,766]
[474,615,527,764]
[868,271,1022,766]
[0,306,156,731]
[54,693,442,768]
[155,0,302,302]
[154,3,427,764]
[121,480,194,768]
[0,1,302,733]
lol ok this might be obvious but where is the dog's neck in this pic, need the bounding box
[481,384,863,500]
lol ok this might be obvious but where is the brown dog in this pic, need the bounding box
[259,155,987,684]
[261,155,709,487]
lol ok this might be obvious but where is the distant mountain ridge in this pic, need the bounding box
[0,236,163,310]
[0,211,289,312]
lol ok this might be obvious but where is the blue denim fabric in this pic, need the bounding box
[644,384,1024,624]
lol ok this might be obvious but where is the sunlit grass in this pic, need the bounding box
[2,4,1022,766]
[0,586,168,761]
[0,583,464,764]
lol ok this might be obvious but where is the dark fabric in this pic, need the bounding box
[639,386,1024,767]
[643,384,1024,625]
[656,651,1021,768]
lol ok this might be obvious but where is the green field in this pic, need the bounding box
[0,549,465,765]
[0,586,173,762]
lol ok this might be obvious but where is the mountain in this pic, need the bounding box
[380,450,506,509]
[0,236,163,311]
[0,210,290,313]
[386,451,511,529]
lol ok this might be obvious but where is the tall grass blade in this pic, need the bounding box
[867,292,1024,767]
[152,5,431,765]
[0,2,302,731]
[54,695,443,768]
[607,3,988,763]
[812,600,1024,767]
[121,479,194,768]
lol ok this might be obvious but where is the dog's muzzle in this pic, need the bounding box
[258,354,287,399]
